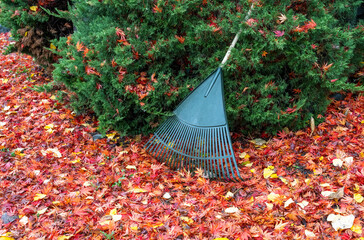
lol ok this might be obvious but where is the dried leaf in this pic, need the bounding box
[180,216,194,225]
[34,193,47,201]
[327,214,355,231]
[304,230,316,238]
[354,193,364,203]
[129,188,148,193]
[225,207,240,214]
[332,158,343,167]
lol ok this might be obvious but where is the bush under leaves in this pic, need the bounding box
[50,0,363,135]
[0,0,73,73]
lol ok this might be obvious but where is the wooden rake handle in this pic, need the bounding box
[204,3,254,97]
[220,4,254,67]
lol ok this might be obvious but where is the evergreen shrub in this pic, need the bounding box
[52,0,363,135]
[0,0,73,73]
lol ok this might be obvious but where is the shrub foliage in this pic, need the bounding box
[8,0,364,135]
[0,0,73,73]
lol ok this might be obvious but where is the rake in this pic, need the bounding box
[145,4,253,181]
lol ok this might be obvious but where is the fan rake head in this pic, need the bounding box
[145,116,242,181]
[145,68,243,181]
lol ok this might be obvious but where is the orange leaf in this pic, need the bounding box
[175,35,185,44]
[153,5,162,13]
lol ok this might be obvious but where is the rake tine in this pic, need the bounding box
[166,120,185,168]
[188,126,199,173]
[217,127,228,181]
[168,120,186,169]
[161,118,179,166]
[208,128,216,179]
[196,128,203,169]
[221,127,235,181]
[202,128,207,177]
[181,122,194,171]
[219,127,230,181]
[160,119,180,166]
[146,117,174,156]
[174,122,190,170]
[211,128,221,180]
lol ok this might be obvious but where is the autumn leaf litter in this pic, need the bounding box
[0,33,364,239]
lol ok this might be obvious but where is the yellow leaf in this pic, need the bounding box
[52,201,61,205]
[250,169,255,173]
[239,152,250,159]
[130,225,138,231]
[30,6,38,11]
[99,220,111,226]
[50,43,56,50]
[50,95,56,100]
[34,193,47,201]
[57,236,73,240]
[24,31,28,37]
[213,238,229,240]
[126,165,137,170]
[267,192,280,202]
[280,177,288,184]
[270,173,279,178]
[109,208,117,215]
[70,158,80,164]
[44,124,54,129]
[130,188,148,193]
[263,167,275,178]
[354,193,364,203]
[106,132,117,140]
[180,216,194,225]
[0,237,15,240]
[153,223,164,228]
[351,224,362,234]
[37,207,48,215]
[305,179,311,185]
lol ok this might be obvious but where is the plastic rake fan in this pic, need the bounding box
[145,4,253,181]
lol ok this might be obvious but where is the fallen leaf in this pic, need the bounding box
[354,193,364,203]
[224,191,234,200]
[19,216,28,225]
[30,6,38,11]
[37,207,48,215]
[180,216,194,225]
[267,192,280,202]
[34,193,47,201]
[351,224,362,234]
[344,157,353,166]
[284,198,295,208]
[126,165,137,170]
[297,200,309,209]
[163,192,171,199]
[57,236,73,240]
[263,166,275,178]
[327,214,355,231]
[130,188,148,193]
[304,230,316,238]
[112,215,122,222]
[224,207,240,214]
[332,158,343,167]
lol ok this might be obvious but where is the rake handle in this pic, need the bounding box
[220,4,254,67]
[205,4,254,97]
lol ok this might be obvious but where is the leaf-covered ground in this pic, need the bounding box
[0,32,364,240]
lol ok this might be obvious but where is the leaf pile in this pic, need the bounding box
[1,32,364,239]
